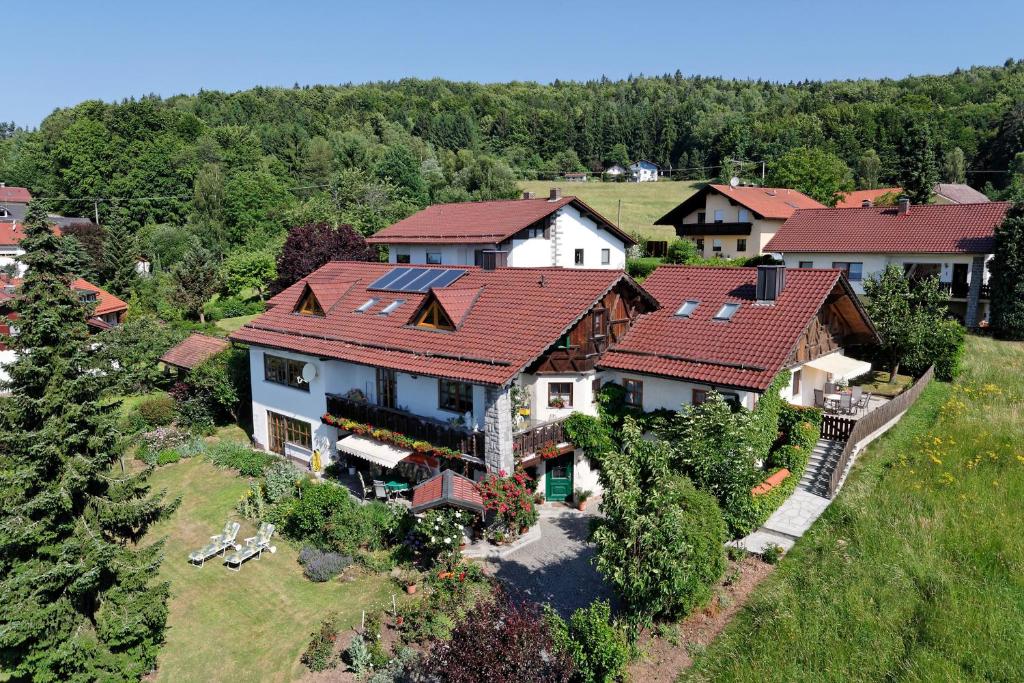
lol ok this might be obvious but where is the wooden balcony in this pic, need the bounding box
[513,416,572,458]
[325,393,485,460]
[935,281,991,299]
[675,222,752,237]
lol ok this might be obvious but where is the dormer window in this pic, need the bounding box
[355,298,378,313]
[713,302,740,321]
[295,287,325,316]
[415,300,455,331]
[378,299,405,316]
[675,300,699,318]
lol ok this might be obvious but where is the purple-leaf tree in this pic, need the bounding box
[271,222,377,294]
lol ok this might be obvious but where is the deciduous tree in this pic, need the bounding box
[897,116,939,204]
[766,146,854,205]
[220,249,277,300]
[270,222,375,294]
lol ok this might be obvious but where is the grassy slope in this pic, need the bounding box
[214,313,260,334]
[685,336,1024,682]
[518,179,701,242]
[145,458,395,682]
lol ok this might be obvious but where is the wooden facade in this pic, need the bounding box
[528,280,653,374]
[787,289,875,366]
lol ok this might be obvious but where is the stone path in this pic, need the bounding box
[485,503,614,617]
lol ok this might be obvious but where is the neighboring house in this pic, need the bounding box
[0,221,66,276]
[766,199,1011,327]
[0,184,31,222]
[0,275,127,384]
[599,264,879,410]
[629,160,659,182]
[932,183,990,205]
[366,189,634,270]
[835,187,902,208]
[562,172,588,182]
[604,164,626,178]
[655,184,824,258]
[229,261,657,502]
[160,333,230,378]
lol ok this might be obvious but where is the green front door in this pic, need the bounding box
[545,453,574,502]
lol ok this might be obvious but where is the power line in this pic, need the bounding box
[27,181,335,204]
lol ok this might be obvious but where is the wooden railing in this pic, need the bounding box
[936,281,991,300]
[325,394,485,460]
[821,414,857,441]
[826,366,935,497]
[513,417,570,458]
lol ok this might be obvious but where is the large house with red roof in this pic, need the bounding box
[366,188,635,270]
[766,199,1011,327]
[655,183,824,259]
[230,261,656,502]
[599,265,878,411]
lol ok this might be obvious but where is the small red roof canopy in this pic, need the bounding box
[160,333,230,370]
[411,469,485,515]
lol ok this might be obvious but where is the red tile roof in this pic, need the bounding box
[432,286,481,327]
[72,278,128,316]
[656,184,824,225]
[933,183,990,204]
[0,222,62,247]
[366,196,635,246]
[766,202,1010,255]
[835,188,901,208]
[411,469,485,514]
[160,333,230,370]
[599,266,872,392]
[0,186,32,204]
[230,262,645,386]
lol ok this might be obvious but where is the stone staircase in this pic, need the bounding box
[799,438,845,499]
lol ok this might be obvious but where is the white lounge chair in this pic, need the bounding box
[188,521,241,567]
[224,523,276,571]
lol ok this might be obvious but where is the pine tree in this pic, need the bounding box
[103,207,138,297]
[173,244,219,323]
[989,202,1024,339]
[897,116,938,204]
[0,202,174,681]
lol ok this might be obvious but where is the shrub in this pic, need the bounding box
[665,238,698,264]
[413,508,466,564]
[137,394,176,427]
[263,460,302,503]
[904,316,966,381]
[205,441,277,477]
[761,543,784,565]
[770,445,807,473]
[418,586,574,683]
[203,295,265,321]
[156,449,181,466]
[139,425,191,452]
[298,546,353,582]
[301,615,339,672]
[548,600,633,683]
[478,467,538,538]
[345,634,373,677]
[626,257,660,281]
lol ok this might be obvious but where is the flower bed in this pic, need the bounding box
[321,413,463,460]
[478,468,539,541]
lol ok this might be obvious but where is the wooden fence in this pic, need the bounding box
[826,365,935,498]
[820,414,857,440]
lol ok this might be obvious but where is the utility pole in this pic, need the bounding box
[93,200,100,225]
[761,161,766,181]
[616,199,622,227]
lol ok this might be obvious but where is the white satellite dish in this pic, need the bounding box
[729,176,741,188]
[301,362,318,383]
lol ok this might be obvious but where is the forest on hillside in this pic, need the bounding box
[1,61,1023,258]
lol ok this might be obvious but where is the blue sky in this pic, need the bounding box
[7,0,1023,127]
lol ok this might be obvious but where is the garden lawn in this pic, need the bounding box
[685,336,1024,682]
[144,458,395,682]
[854,370,914,397]
[519,179,700,242]
[215,313,260,334]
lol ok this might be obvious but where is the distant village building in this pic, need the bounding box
[603,164,626,179]
[628,160,659,182]
[562,171,588,182]
[0,184,32,222]
[932,183,990,204]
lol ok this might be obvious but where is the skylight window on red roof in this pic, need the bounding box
[675,300,700,317]
[355,298,378,313]
[378,299,405,316]
[713,302,740,321]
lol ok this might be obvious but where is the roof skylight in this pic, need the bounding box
[713,302,741,321]
[355,298,378,313]
[378,299,405,316]
[674,300,700,318]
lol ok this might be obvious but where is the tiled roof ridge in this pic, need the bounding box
[797,200,1009,212]
[420,195,576,208]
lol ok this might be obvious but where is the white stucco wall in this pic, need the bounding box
[779,252,989,295]
[387,243,494,266]
[599,370,757,412]
[679,192,783,256]
[549,204,626,269]
[0,247,26,276]
[531,449,604,499]
[778,361,830,407]
[518,371,599,425]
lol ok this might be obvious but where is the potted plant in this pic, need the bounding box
[405,581,417,594]
[548,396,566,409]
[574,488,593,511]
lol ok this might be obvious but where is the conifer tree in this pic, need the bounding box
[0,202,174,681]
[103,207,139,297]
[173,244,219,323]
[897,116,938,204]
[989,202,1024,339]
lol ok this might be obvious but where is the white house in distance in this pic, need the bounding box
[598,264,879,412]
[629,160,659,182]
[366,189,634,270]
[655,183,824,258]
[766,198,1011,328]
[229,261,657,502]
[603,164,626,179]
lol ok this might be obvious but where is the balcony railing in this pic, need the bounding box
[935,281,991,299]
[675,221,752,237]
[325,393,485,460]
[513,416,571,458]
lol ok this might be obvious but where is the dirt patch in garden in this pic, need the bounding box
[298,616,411,682]
[627,555,776,682]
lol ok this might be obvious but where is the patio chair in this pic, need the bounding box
[823,381,835,395]
[372,480,391,502]
[357,471,372,500]
[224,523,276,572]
[858,391,872,413]
[188,521,240,567]
[838,393,853,415]
[850,386,865,412]
[813,388,826,408]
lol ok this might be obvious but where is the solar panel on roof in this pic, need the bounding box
[367,267,469,293]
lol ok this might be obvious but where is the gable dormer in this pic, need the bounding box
[294,285,325,316]
[294,280,355,317]
[409,286,482,332]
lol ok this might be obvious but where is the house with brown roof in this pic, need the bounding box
[366,188,635,270]
[598,264,878,411]
[160,333,230,376]
[655,184,824,258]
[766,199,1011,327]
[229,260,656,502]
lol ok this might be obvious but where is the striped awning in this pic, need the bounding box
[803,353,872,381]
[336,434,411,469]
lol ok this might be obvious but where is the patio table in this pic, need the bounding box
[385,481,410,493]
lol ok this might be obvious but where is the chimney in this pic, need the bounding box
[548,187,562,201]
[522,191,536,200]
[756,264,786,303]
[861,199,873,208]
[897,197,910,215]
[480,250,508,271]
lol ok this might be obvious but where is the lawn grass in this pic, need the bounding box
[684,336,1024,681]
[853,370,914,397]
[519,179,702,242]
[144,458,396,681]
[214,313,260,334]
